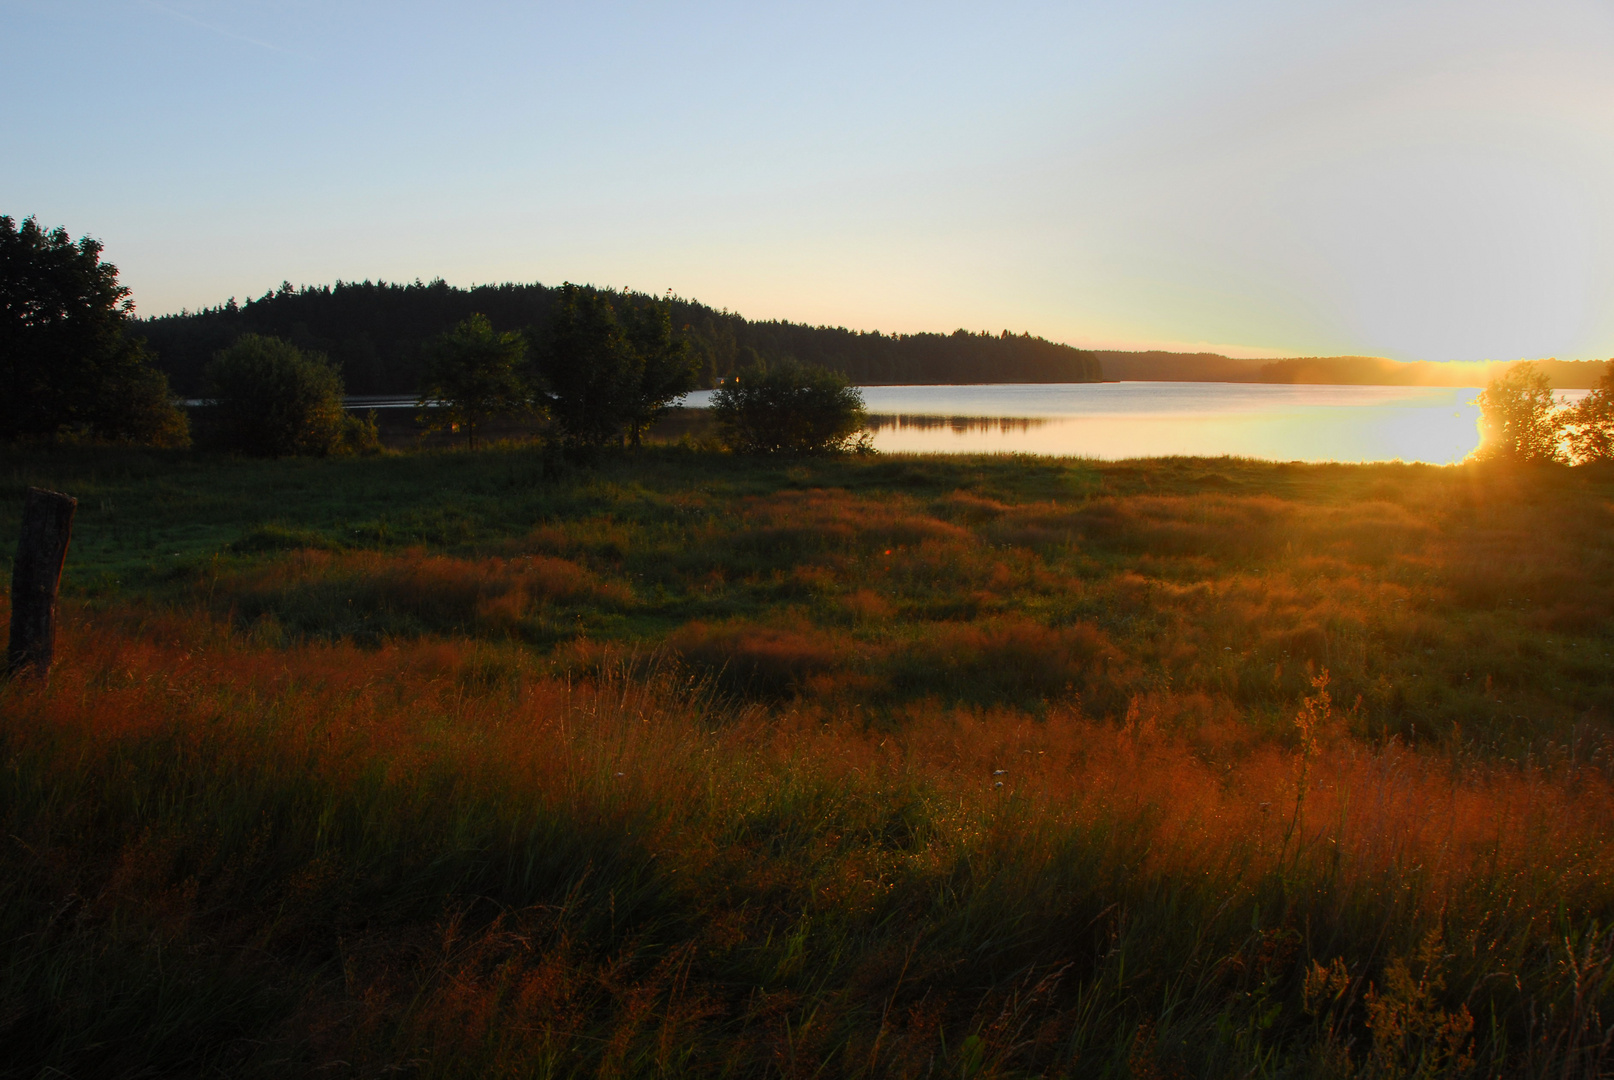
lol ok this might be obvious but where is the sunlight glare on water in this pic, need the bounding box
[683,382,1590,463]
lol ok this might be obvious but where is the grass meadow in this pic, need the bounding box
[3,444,1613,1077]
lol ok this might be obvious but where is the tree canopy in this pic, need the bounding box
[416,314,534,449]
[1,215,188,445]
[620,296,700,447]
[1565,370,1614,465]
[536,285,639,450]
[1474,362,1565,463]
[531,286,703,450]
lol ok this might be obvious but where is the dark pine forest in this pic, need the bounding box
[138,279,1103,395]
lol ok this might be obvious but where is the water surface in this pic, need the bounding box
[684,382,1588,463]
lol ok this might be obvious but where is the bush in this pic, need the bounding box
[339,409,382,455]
[710,360,868,454]
[205,334,349,456]
[90,360,192,447]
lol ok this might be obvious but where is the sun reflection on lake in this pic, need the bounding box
[678,382,1593,463]
[853,383,1579,464]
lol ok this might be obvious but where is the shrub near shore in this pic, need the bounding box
[2,447,1612,1075]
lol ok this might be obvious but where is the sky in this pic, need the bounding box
[6,0,1614,361]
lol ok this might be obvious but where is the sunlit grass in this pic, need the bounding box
[2,445,1613,1075]
[5,605,1614,1076]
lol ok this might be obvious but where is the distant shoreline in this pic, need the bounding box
[1092,350,1611,389]
[239,360,1602,416]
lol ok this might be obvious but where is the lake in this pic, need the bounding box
[681,382,1590,464]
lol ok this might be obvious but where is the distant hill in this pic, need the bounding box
[1093,351,1268,382]
[1096,351,1612,389]
[136,280,1101,395]
[136,282,1609,393]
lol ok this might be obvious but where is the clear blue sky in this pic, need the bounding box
[7,0,1614,361]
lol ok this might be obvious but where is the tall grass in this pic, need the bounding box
[5,601,1614,1076]
[211,547,630,642]
[3,447,1612,1075]
[205,466,1606,745]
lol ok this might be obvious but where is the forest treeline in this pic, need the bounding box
[140,279,1611,396]
[138,280,1103,395]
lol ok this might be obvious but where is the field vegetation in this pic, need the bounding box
[3,445,1614,1077]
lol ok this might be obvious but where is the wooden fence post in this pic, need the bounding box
[6,487,77,679]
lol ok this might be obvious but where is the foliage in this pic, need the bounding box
[1361,929,1477,1079]
[620,295,700,446]
[1474,361,1566,463]
[415,314,535,449]
[0,215,188,446]
[134,277,1102,394]
[711,359,869,454]
[94,361,193,448]
[338,408,383,455]
[532,286,701,451]
[533,284,639,449]
[1566,370,1614,464]
[204,333,351,456]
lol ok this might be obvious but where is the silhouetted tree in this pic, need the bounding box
[1474,362,1565,463]
[621,296,700,447]
[1566,368,1614,464]
[535,285,638,449]
[1,215,188,445]
[416,314,534,450]
[711,360,868,455]
[205,334,347,456]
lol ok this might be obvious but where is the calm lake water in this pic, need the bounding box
[682,382,1589,464]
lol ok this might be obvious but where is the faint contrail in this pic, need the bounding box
[137,0,314,60]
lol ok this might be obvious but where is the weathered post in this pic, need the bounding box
[6,487,77,679]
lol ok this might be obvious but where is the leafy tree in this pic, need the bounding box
[205,334,347,456]
[711,359,869,455]
[1,215,188,445]
[1565,368,1614,464]
[621,296,700,447]
[534,284,638,449]
[416,314,534,449]
[1473,362,1565,463]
